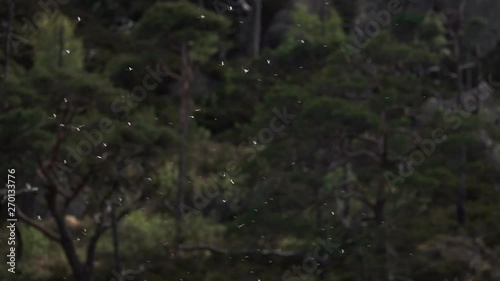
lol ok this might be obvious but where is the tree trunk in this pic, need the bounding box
[318,0,326,36]
[111,203,122,281]
[457,145,467,226]
[452,0,467,228]
[0,0,16,108]
[357,246,367,281]
[54,213,90,281]
[58,23,65,68]
[251,0,262,58]
[46,187,94,281]
[176,42,193,244]
[3,0,15,81]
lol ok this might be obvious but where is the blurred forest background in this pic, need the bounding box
[1,0,500,280]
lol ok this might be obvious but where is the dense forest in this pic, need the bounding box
[1,0,500,280]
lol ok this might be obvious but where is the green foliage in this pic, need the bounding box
[275,3,345,56]
[134,1,230,63]
[117,211,174,256]
[3,1,500,281]
[33,15,85,71]
[298,96,379,135]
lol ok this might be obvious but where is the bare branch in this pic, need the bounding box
[65,171,93,209]
[37,159,71,199]
[17,206,61,242]
[116,190,145,221]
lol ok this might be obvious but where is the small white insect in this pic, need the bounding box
[242,67,249,73]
